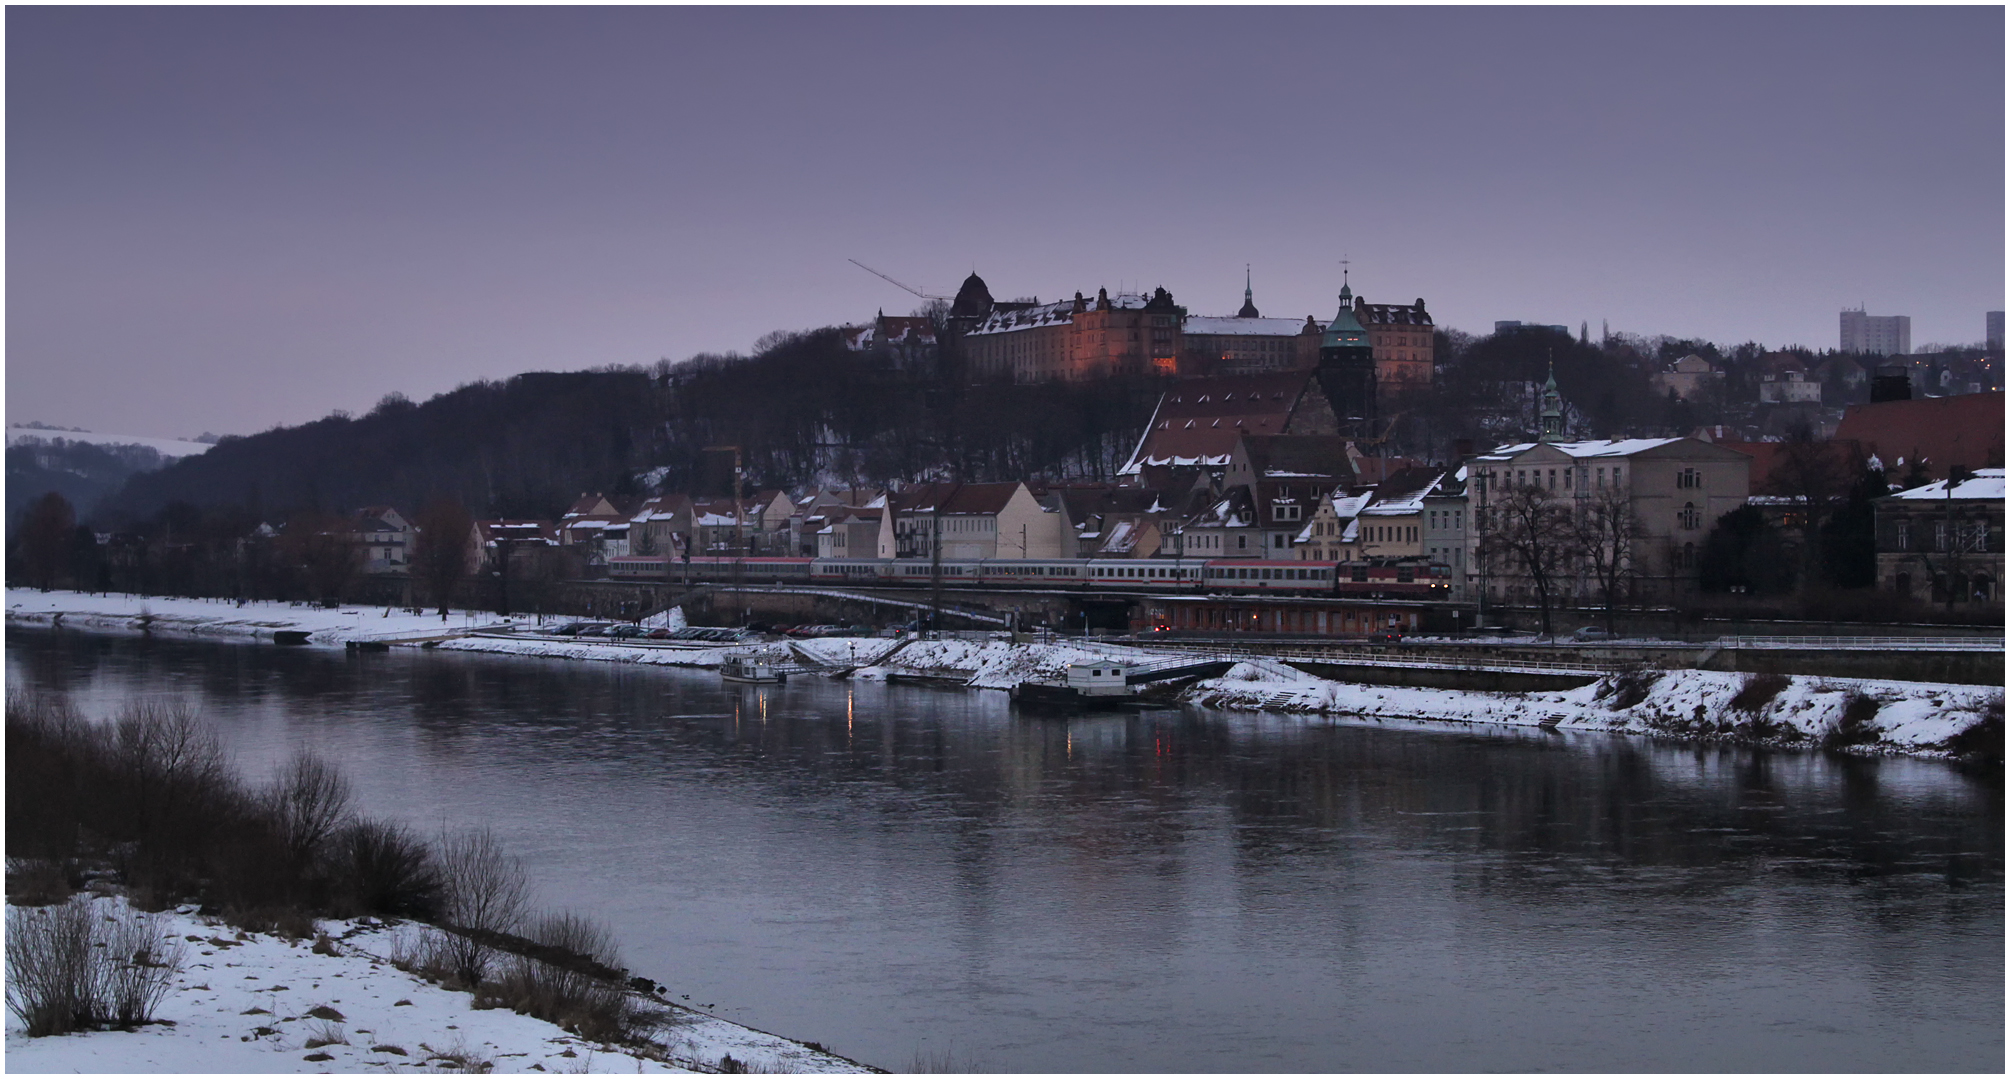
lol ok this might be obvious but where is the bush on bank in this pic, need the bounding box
[3,687,663,1045]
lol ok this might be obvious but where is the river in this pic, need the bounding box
[7,628,2001,1072]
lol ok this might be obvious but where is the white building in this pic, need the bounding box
[1840,308,1911,356]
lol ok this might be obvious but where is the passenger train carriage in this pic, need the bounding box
[608,554,1447,598]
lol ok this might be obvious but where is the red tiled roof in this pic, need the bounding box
[1834,392,2005,481]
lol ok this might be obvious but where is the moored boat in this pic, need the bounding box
[721,654,786,684]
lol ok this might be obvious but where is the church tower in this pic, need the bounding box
[1539,362,1565,442]
[1315,270,1378,436]
[1236,265,1259,318]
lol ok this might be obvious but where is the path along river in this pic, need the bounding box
[8,628,2001,1072]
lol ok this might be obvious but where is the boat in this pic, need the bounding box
[720,654,786,684]
[1011,661,1138,709]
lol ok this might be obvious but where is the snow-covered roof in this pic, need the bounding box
[1888,468,2005,501]
[1476,438,1683,461]
[1182,316,1313,337]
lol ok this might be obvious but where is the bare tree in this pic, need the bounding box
[1767,427,1856,590]
[434,827,530,986]
[19,492,77,591]
[412,497,474,618]
[263,750,353,870]
[1573,486,1644,635]
[280,510,361,604]
[1480,482,1581,640]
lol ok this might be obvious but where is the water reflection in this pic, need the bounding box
[7,628,2001,1073]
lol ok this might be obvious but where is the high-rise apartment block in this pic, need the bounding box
[1840,307,1911,356]
[1987,310,2002,349]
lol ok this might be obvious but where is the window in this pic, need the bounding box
[1896,520,1910,551]
[1677,468,1702,489]
[1680,502,1701,530]
[1272,502,1302,522]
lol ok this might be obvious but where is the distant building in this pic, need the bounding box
[1120,370,1344,479]
[1756,352,1823,404]
[1650,354,1722,401]
[1840,307,1911,356]
[963,286,1185,382]
[1494,320,1569,336]
[1988,310,2003,350]
[1355,295,1434,401]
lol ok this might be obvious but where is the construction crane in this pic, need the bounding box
[848,259,946,302]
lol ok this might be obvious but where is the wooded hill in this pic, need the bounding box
[96,328,1168,527]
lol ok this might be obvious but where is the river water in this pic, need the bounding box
[7,628,2002,1072]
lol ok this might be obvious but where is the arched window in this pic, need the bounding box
[1680,502,1701,530]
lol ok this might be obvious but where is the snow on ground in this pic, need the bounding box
[4,895,870,1074]
[849,637,1134,689]
[1184,665,2001,756]
[7,590,523,646]
[6,427,214,460]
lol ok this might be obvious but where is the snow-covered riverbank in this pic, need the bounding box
[3,895,871,1074]
[10,590,1997,757]
[1185,659,1999,756]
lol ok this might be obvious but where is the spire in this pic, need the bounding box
[1338,258,1352,305]
[1540,360,1565,442]
[1237,264,1260,318]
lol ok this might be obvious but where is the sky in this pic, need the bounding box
[7,6,2003,438]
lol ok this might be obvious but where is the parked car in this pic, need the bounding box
[547,622,590,636]
[1571,626,1615,642]
[646,627,675,639]
[608,624,645,639]
[577,624,612,637]
[1367,631,1404,645]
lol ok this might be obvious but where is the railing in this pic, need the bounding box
[1716,635,2005,651]
[1094,638,1622,675]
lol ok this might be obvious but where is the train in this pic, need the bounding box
[606,554,1450,598]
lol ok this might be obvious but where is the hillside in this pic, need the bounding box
[94,329,1165,527]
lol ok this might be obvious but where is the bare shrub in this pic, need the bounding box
[484,911,661,1042]
[1730,673,1791,713]
[263,750,353,869]
[329,818,442,919]
[434,828,529,986]
[908,1047,984,1073]
[5,896,98,1035]
[1824,693,1884,749]
[303,1018,350,1048]
[5,897,185,1035]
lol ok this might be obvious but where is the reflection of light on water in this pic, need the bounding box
[847,689,854,742]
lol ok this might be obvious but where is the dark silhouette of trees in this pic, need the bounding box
[1699,506,1795,595]
[19,492,76,590]
[1573,486,1644,634]
[1480,483,1579,639]
[413,497,474,617]
[280,510,359,604]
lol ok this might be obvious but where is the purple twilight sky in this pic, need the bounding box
[7,6,2003,439]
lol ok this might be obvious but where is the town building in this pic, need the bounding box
[963,287,1185,382]
[1840,307,1911,356]
[348,506,412,575]
[1755,352,1824,404]
[1121,370,1344,479]
[1988,310,2003,350]
[1650,354,1723,401]
[1315,281,1378,437]
[1355,295,1434,401]
[1420,471,1471,600]
[1874,469,2003,606]
[1833,391,2005,483]
[879,481,1068,560]
[1467,437,1753,601]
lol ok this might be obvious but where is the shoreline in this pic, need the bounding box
[8,589,2000,760]
[2,893,876,1074]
